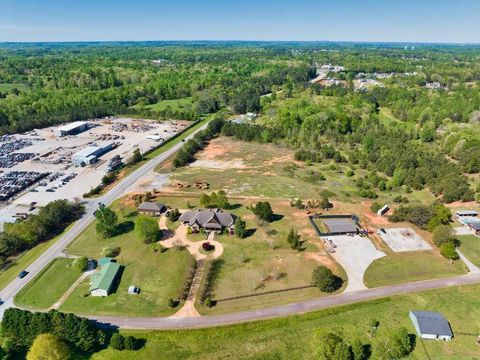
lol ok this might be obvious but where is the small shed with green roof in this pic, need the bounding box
[90,261,121,297]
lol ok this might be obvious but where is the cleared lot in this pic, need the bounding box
[378,227,431,252]
[325,235,385,292]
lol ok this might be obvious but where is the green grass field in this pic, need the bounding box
[60,201,193,316]
[364,251,467,287]
[143,97,194,112]
[14,258,81,310]
[379,107,415,130]
[458,235,480,267]
[0,83,28,92]
[91,284,480,360]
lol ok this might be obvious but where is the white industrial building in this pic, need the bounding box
[72,142,114,166]
[54,121,89,137]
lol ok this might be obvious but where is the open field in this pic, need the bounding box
[458,234,480,267]
[92,284,480,360]
[379,107,416,130]
[165,136,436,206]
[14,258,80,310]
[143,97,194,112]
[0,83,28,92]
[0,223,74,290]
[364,252,467,288]
[60,200,193,316]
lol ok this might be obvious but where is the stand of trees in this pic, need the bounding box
[0,200,83,266]
[174,117,225,167]
[2,308,105,353]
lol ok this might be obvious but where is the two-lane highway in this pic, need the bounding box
[0,121,209,317]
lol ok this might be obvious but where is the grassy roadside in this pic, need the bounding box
[0,223,75,291]
[458,234,480,267]
[92,284,480,359]
[87,115,213,197]
[364,251,467,288]
[14,258,81,310]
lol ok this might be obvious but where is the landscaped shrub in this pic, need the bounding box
[123,336,137,351]
[312,266,343,292]
[168,208,181,222]
[76,256,89,272]
[110,333,125,351]
[202,242,215,252]
[101,246,121,258]
[440,240,459,260]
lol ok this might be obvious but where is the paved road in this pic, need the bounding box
[89,272,480,330]
[0,121,209,317]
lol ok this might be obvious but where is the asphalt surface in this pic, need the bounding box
[0,121,209,317]
[89,272,480,330]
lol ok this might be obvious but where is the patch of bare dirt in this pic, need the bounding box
[190,159,245,169]
[445,201,477,209]
[361,200,391,226]
[197,139,237,160]
[265,154,296,165]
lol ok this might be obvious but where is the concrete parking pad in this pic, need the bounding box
[326,235,385,292]
[379,228,431,252]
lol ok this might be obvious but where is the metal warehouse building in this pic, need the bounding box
[53,121,89,137]
[72,142,114,166]
[409,311,453,341]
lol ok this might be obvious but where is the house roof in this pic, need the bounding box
[179,209,235,228]
[456,210,478,216]
[322,218,357,233]
[468,221,480,231]
[98,257,113,266]
[138,202,165,212]
[410,311,453,337]
[90,261,121,292]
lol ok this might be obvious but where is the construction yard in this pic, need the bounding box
[0,117,188,226]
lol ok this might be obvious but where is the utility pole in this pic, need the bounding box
[63,248,70,266]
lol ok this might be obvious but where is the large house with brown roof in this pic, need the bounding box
[179,208,236,234]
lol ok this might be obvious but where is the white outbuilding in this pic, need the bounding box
[409,311,453,341]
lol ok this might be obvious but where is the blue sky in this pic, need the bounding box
[1,0,479,43]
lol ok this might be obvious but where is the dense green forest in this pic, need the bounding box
[2,42,480,202]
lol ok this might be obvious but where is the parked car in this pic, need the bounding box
[18,270,28,279]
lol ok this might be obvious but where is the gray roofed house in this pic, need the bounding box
[138,202,166,216]
[322,218,358,234]
[179,208,236,233]
[409,311,453,341]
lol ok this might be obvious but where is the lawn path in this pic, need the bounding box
[50,270,95,310]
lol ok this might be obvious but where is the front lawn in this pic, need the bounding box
[364,251,467,287]
[14,258,81,310]
[62,201,193,316]
[458,234,480,267]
